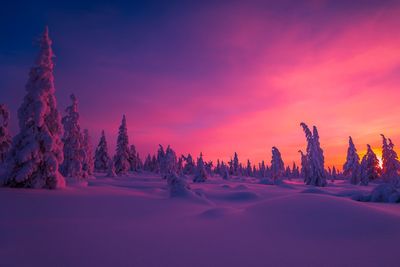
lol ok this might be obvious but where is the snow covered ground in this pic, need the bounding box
[1,173,400,267]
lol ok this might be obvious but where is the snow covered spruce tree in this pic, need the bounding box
[193,153,207,182]
[246,159,253,177]
[114,115,130,176]
[298,150,309,182]
[300,123,327,186]
[0,104,12,164]
[106,158,116,177]
[182,154,196,175]
[128,144,139,172]
[233,152,239,175]
[381,134,400,185]
[60,94,87,179]
[94,130,110,172]
[221,161,230,179]
[158,146,191,197]
[271,146,284,182]
[2,27,65,188]
[143,154,152,171]
[360,144,380,185]
[82,129,94,176]
[343,136,360,185]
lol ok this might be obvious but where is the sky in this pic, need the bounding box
[1,0,400,169]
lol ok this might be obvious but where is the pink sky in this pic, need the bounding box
[2,1,400,169]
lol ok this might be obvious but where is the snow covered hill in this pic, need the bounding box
[1,173,399,267]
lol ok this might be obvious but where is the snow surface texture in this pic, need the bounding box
[1,174,400,267]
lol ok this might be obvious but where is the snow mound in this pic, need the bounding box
[234,184,248,190]
[65,177,89,188]
[300,187,328,194]
[198,207,235,219]
[353,184,400,203]
[223,191,259,202]
[259,178,274,185]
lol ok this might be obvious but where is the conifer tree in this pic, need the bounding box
[300,123,327,186]
[82,129,94,176]
[60,94,87,179]
[128,144,138,172]
[183,154,196,175]
[94,130,110,172]
[0,104,11,164]
[343,136,360,184]
[114,115,130,175]
[360,144,380,185]
[271,146,284,182]
[381,135,400,184]
[246,159,252,177]
[233,152,239,175]
[194,153,207,182]
[2,27,65,188]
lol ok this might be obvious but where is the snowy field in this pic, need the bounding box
[1,174,400,267]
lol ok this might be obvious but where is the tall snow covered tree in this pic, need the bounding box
[82,129,94,176]
[300,123,327,186]
[114,115,130,175]
[271,146,284,181]
[0,104,11,164]
[381,134,400,184]
[2,27,65,188]
[343,136,360,185]
[60,94,87,179]
[94,130,110,172]
[360,144,380,185]
[194,153,207,182]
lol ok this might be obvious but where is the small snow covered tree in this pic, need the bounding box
[164,145,178,177]
[182,154,196,174]
[343,136,360,185]
[271,146,284,182]
[360,144,380,185]
[233,152,239,175]
[106,158,116,177]
[0,104,12,164]
[381,135,400,185]
[300,123,327,187]
[157,145,178,179]
[259,161,266,178]
[246,159,252,177]
[205,161,213,176]
[298,150,309,182]
[128,144,138,172]
[94,130,110,172]
[82,129,94,176]
[332,166,337,182]
[291,162,300,178]
[114,115,130,176]
[220,161,230,179]
[2,27,65,189]
[60,94,87,179]
[143,154,152,171]
[194,153,207,182]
